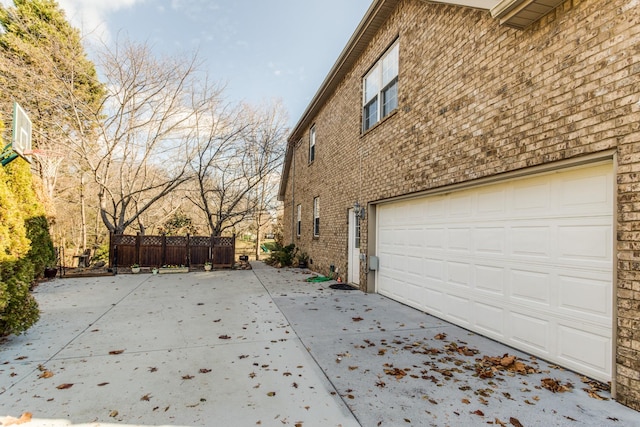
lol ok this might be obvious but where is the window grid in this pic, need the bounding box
[309,125,316,163]
[363,41,399,131]
[313,197,320,237]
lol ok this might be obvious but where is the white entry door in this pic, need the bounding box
[376,162,614,382]
[348,209,360,285]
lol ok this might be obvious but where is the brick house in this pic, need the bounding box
[277,0,640,409]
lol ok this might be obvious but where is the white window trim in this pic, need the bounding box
[309,125,316,163]
[313,197,320,237]
[363,40,399,131]
[296,204,301,237]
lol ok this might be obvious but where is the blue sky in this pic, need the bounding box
[3,0,373,127]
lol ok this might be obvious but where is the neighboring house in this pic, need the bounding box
[277,0,640,410]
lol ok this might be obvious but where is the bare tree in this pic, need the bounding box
[188,101,287,236]
[78,39,224,235]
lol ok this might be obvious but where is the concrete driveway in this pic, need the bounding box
[1,262,639,427]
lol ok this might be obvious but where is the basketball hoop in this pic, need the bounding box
[1,102,32,166]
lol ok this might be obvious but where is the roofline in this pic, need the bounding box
[278,0,401,200]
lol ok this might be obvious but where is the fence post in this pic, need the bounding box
[161,234,167,267]
[135,232,141,266]
[232,234,236,267]
[108,232,114,268]
[186,233,191,267]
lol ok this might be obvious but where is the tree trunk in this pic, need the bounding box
[80,174,87,251]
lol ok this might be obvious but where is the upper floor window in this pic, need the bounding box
[313,197,320,237]
[309,125,316,163]
[296,204,301,237]
[363,41,399,132]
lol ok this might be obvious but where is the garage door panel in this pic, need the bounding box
[511,226,551,258]
[425,258,444,280]
[448,228,471,251]
[509,312,551,354]
[405,256,424,277]
[475,302,506,337]
[510,269,551,305]
[449,194,473,216]
[425,228,446,248]
[445,294,472,326]
[475,227,506,254]
[477,188,507,215]
[558,276,611,317]
[426,197,446,218]
[475,265,505,295]
[557,224,611,262]
[560,168,611,210]
[447,261,471,287]
[557,324,611,379]
[513,182,550,212]
[376,162,613,381]
[423,287,445,316]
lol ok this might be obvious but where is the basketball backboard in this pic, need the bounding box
[12,102,32,163]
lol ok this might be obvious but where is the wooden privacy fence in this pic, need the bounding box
[109,233,236,269]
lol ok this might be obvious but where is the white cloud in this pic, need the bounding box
[56,0,146,43]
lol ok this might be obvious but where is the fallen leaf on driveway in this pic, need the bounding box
[584,388,608,400]
[109,349,125,355]
[97,382,109,386]
[38,370,54,379]
[472,410,484,416]
[352,317,364,322]
[510,417,524,427]
[581,377,610,400]
[56,383,74,390]
[218,334,231,340]
[0,412,32,425]
[434,333,447,340]
[182,374,194,380]
[140,393,152,401]
[267,391,276,397]
[199,368,212,374]
[109,410,118,418]
[541,378,573,393]
[384,367,407,379]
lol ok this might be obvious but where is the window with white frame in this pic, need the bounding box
[309,125,316,163]
[313,197,320,237]
[363,41,399,131]
[296,204,301,237]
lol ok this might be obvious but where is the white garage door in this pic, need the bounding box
[376,162,613,381]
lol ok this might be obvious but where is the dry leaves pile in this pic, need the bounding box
[540,378,573,393]
[474,354,539,379]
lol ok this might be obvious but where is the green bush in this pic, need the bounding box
[0,259,40,336]
[0,155,53,336]
[264,243,298,267]
[91,243,109,264]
